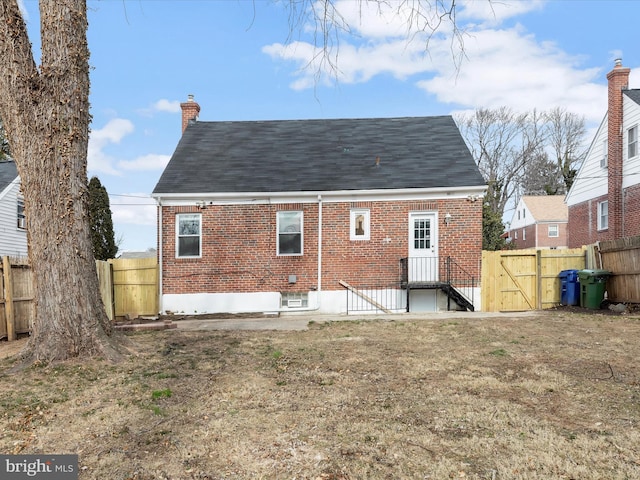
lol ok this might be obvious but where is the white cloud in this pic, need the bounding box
[322,0,454,39]
[118,153,171,171]
[416,27,606,123]
[110,193,156,227]
[264,38,430,90]
[136,99,181,117]
[153,99,181,113]
[265,0,612,126]
[458,0,546,25]
[89,119,170,175]
[88,118,134,175]
[263,0,457,89]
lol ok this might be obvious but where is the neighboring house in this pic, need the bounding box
[566,59,640,246]
[152,97,486,315]
[506,195,568,249]
[0,159,27,257]
[118,248,157,259]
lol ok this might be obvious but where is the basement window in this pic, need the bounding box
[281,292,308,308]
[176,213,201,258]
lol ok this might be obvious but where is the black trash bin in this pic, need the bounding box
[559,269,579,306]
[577,269,611,309]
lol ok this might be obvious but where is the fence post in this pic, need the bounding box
[3,256,16,341]
[536,249,542,310]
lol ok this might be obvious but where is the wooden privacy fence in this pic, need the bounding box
[1,257,158,340]
[0,256,34,341]
[482,248,586,312]
[96,258,159,321]
[598,236,640,303]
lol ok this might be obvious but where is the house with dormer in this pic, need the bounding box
[566,60,640,246]
[152,97,486,316]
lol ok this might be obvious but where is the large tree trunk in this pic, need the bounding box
[0,0,123,362]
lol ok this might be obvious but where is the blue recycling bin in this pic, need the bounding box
[559,269,579,306]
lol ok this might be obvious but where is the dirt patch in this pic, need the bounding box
[0,335,28,359]
[1,310,640,479]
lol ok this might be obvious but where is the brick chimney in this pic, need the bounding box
[180,94,200,134]
[607,58,630,239]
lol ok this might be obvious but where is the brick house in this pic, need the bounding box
[566,59,640,246]
[152,97,486,315]
[506,195,568,249]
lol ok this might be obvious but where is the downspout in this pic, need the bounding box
[622,188,626,238]
[316,194,323,310]
[157,198,163,315]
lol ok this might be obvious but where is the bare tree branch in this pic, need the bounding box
[283,0,469,83]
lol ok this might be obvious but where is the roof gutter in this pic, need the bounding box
[151,185,487,204]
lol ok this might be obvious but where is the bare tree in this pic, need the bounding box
[456,107,546,218]
[0,1,124,363]
[521,151,563,195]
[283,0,468,80]
[519,107,586,196]
[544,106,586,193]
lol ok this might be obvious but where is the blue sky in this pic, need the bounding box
[18,0,640,252]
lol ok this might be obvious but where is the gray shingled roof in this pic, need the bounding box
[625,89,640,105]
[153,116,485,195]
[0,160,18,192]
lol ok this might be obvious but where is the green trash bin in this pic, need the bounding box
[577,269,611,309]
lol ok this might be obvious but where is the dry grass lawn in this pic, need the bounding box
[1,309,640,479]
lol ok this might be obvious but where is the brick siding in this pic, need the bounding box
[623,183,640,236]
[568,185,640,247]
[160,199,482,295]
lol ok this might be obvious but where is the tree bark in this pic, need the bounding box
[0,0,123,362]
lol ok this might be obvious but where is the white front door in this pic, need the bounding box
[408,213,438,282]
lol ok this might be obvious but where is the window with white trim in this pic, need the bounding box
[629,126,638,159]
[176,213,201,258]
[548,224,559,237]
[350,209,370,241]
[17,196,25,230]
[522,229,526,241]
[277,211,303,255]
[597,201,608,231]
[601,139,608,168]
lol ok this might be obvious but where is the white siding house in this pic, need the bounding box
[565,116,608,207]
[507,196,568,249]
[566,60,640,246]
[0,160,27,257]
[622,93,640,191]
